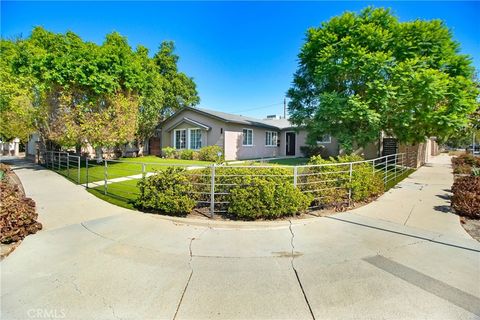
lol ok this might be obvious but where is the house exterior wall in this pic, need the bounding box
[223,124,280,160]
[161,109,226,153]
[279,130,340,157]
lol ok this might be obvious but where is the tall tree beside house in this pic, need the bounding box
[1,28,199,157]
[135,41,199,152]
[287,7,479,153]
[0,40,37,142]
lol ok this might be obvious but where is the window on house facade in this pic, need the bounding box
[174,129,186,149]
[189,128,202,150]
[242,129,253,146]
[317,134,332,144]
[265,131,278,146]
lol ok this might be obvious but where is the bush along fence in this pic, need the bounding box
[39,151,412,220]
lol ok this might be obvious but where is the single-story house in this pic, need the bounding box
[150,107,341,161]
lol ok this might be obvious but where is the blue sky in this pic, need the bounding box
[2,1,479,118]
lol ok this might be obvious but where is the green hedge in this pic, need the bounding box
[228,178,312,220]
[135,167,196,215]
[302,155,384,207]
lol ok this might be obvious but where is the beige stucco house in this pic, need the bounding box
[151,107,340,161]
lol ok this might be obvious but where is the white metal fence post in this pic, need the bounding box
[210,164,216,218]
[348,162,353,206]
[104,160,108,195]
[384,156,388,186]
[394,153,397,180]
[77,157,81,184]
[86,158,89,188]
[142,163,146,179]
[293,166,298,188]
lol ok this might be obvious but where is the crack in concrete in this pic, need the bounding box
[288,220,316,320]
[172,228,209,320]
[102,297,119,320]
[80,222,116,242]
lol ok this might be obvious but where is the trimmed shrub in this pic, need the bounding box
[135,167,196,215]
[452,154,480,169]
[228,178,312,220]
[453,164,473,175]
[198,145,224,162]
[303,155,384,208]
[179,149,198,160]
[451,176,480,219]
[162,147,177,159]
[1,176,42,243]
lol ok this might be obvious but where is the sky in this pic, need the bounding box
[2,1,479,118]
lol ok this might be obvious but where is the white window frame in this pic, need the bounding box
[242,128,253,146]
[173,129,187,149]
[188,128,202,150]
[265,131,278,147]
[317,134,332,144]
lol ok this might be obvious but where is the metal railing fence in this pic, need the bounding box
[40,151,411,217]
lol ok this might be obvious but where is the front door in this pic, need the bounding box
[286,132,296,156]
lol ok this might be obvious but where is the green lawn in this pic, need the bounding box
[54,156,212,184]
[88,178,140,210]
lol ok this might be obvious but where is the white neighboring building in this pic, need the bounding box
[0,138,20,156]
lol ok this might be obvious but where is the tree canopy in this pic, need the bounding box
[0,27,199,149]
[287,7,479,152]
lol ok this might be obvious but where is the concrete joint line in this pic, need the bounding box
[326,216,480,253]
[289,220,316,320]
[403,204,416,226]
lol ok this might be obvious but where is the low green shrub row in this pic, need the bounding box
[134,154,387,219]
[161,145,224,162]
[303,155,384,207]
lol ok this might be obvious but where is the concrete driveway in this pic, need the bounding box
[1,158,479,320]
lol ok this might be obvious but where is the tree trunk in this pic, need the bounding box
[75,144,81,156]
[137,139,144,157]
[95,146,103,163]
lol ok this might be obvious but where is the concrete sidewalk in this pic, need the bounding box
[350,154,471,239]
[1,157,479,320]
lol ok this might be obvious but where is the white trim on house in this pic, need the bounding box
[173,129,187,149]
[285,131,297,156]
[188,128,202,150]
[242,128,253,146]
[265,131,278,147]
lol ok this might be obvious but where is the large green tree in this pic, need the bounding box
[287,7,479,153]
[1,27,199,156]
[0,40,37,142]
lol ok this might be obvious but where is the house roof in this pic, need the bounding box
[163,107,297,131]
[167,117,211,132]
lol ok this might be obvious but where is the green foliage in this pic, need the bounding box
[228,178,312,220]
[304,155,383,207]
[1,27,199,149]
[300,145,330,158]
[135,167,196,215]
[288,7,479,152]
[162,147,177,159]
[451,176,480,219]
[0,40,37,141]
[179,149,198,160]
[198,145,224,162]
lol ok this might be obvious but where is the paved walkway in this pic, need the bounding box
[1,157,479,320]
[351,154,472,239]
